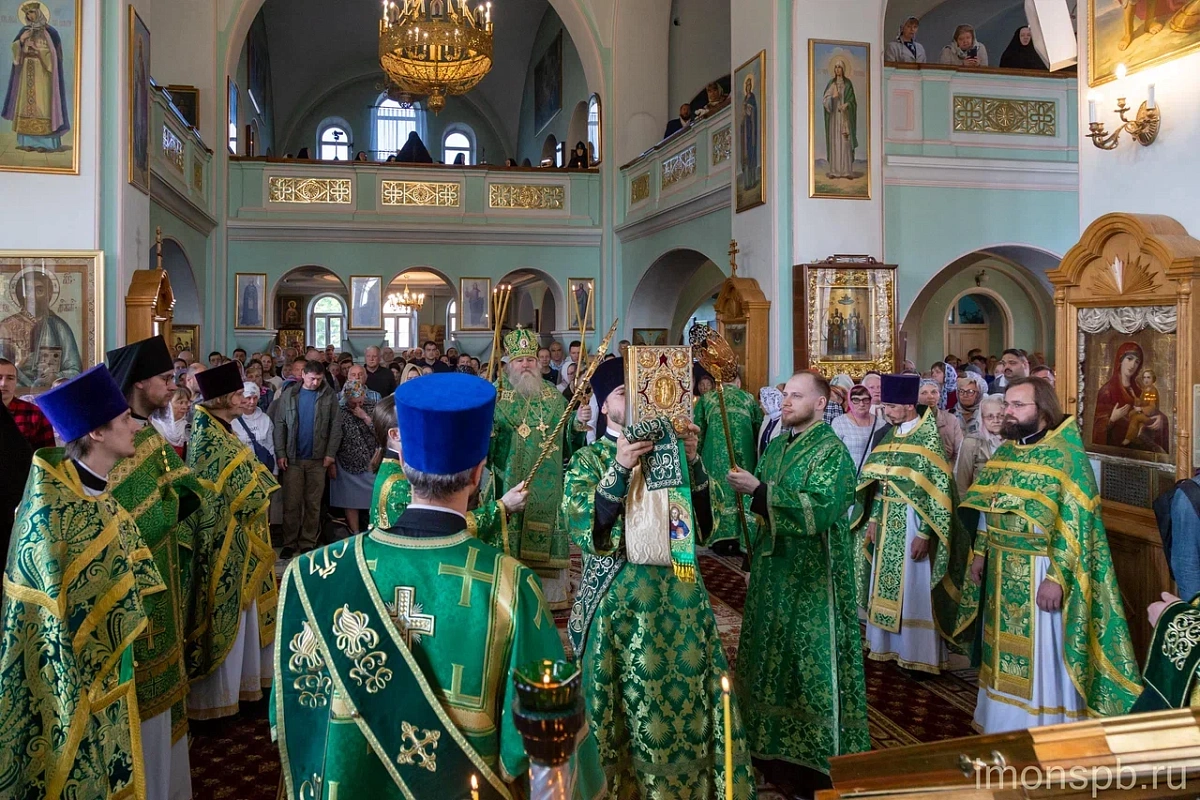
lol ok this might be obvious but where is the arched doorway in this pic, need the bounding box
[274,265,349,348]
[384,268,455,350]
[627,248,726,344]
[499,269,565,335]
[148,239,202,325]
[901,248,1056,372]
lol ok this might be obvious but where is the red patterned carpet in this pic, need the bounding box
[188,550,979,798]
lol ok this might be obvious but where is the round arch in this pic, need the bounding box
[540,135,558,165]
[272,265,349,328]
[627,248,727,342]
[941,286,1014,361]
[147,237,202,325]
[306,292,348,349]
[566,100,588,154]
[499,268,566,331]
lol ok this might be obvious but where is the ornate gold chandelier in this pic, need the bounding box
[387,283,426,312]
[380,0,494,115]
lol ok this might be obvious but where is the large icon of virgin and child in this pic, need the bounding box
[1090,341,1170,455]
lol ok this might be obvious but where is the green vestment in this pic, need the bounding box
[186,407,279,682]
[563,436,757,799]
[490,378,572,578]
[110,422,209,742]
[737,422,869,774]
[695,386,763,547]
[852,408,970,645]
[271,530,605,799]
[0,451,164,800]
[1132,594,1200,712]
[371,457,508,551]
[957,417,1142,716]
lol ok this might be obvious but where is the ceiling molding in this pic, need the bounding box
[227,219,601,247]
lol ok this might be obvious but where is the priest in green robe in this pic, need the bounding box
[187,361,280,720]
[0,365,164,800]
[107,335,210,800]
[272,372,605,799]
[960,377,1141,732]
[564,357,756,799]
[854,374,969,676]
[727,371,867,794]
[490,327,579,610]
[370,394,528,548]
[695,373,763,555]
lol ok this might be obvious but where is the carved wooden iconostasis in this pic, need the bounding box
[1050,213,1200,657]
[714,241,770,394]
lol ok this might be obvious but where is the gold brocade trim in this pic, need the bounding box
[859,466,953,547]
[866,650,948,674]
[368,530,470,549]
[979,685,1090,718]
[868,441,954,480]
[952,95,1056,136]
[980,460,1098,513]
[268,176,352,204]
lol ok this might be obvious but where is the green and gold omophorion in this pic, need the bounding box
[111,422,209,743]
[371,456,509,550]
[564,435,757,799]
[271,531,605,799]
[0,451,164,800]
[186,406,279,681]
[957,417,1141,717]
[694,385,762,548]
[737,422,869,774]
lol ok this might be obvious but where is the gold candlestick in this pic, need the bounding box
[722,675,733,799]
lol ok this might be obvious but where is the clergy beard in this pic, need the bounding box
[1001,415,1042,441]
[509,369,544,398]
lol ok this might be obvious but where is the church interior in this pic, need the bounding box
[3,0,1200,797]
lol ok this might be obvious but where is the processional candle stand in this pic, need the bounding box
[513,659,585,800]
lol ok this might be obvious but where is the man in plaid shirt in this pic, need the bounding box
[0,359,55,451]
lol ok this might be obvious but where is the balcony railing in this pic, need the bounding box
[619,103,732,225]
[227,159,601,229]
[151,86,213,221]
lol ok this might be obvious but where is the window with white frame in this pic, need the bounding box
[318,124,351,161]
[443,130,472,165]
[447,299,458,334]
[383,293,416,349]
[587,95,600,163]
[374,98,423,160]
[310,295,346,349]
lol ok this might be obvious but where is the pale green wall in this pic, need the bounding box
[282,78,507,163]
[150,201,211,330]
[517,6,589,165]
[618,207,731,323]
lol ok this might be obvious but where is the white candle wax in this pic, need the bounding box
[1147,84,1156,110]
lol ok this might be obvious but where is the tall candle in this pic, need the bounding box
[470,774,479,800]
[721,675,733,799]
[1147,83,1156,110]
[1087,95,1097,124]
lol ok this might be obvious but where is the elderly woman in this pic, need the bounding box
[955,394,1005,495]
[939,24,989,67]
[918,378,963,464]
[327,380,377,535]
[930,360,958,412]
[826,373,854,424]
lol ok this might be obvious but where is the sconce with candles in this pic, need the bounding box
[1086,63,1161,150]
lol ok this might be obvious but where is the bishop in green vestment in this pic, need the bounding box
[490,328,580,610]
[0,365,164,800]
[728,372,868,785]
[565,358,756,799]
[695,380,763,551]
[370,395,528,551]
[187,362,280,720]
[273,372,605,799]
[107,335,211,800]
[959,378,1140,733]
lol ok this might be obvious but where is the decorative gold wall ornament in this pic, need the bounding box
[268,177,353,204]
[379,0,494,115]
[711,127,732,166]
[952,95,1056,136]
[192,160,204,193]
[1087,93,1161,150]
[488,183,565,210]
[161,125,185,172]
[1094,253,1160,296]
[794,256,898,379]
[661,145,696,190]
[381,180,461,207]
[630,173,650,205]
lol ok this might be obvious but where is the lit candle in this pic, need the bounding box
[543,670,552,687]
[721,675,733,799]
[1116,62,1127,81]
[1147,83,1156,110]
[470,775,479,800]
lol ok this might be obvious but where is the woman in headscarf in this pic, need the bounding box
[939,23,989,67]
[400,363,423,383]
[396,130,433,163]
[1092,341,1169,452]
[999,26,1048,70]
[955,393,1005,495]
[885,16,927,63]
[567,140,589,168]
[918,378,963,464]
[757,386,784,457]
[328,379,377,535]
[930,360,958,411]
[150,385,193,458]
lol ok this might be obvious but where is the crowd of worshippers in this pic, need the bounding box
[884,15,1052,70]
[282,130,597,169]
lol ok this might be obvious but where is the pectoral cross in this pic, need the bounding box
[385,586,436,648]
[438,547,495,607]
[535,419,549,436]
